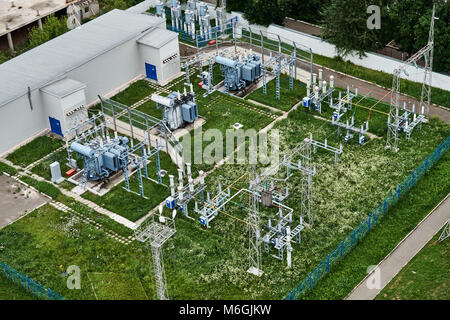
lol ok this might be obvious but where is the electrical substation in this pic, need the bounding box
[0,0,447,302]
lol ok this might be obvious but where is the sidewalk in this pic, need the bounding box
[346,193,450,300]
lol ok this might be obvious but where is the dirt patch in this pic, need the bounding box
[0,174,49,229]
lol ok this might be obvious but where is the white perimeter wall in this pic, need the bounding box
[225,10,450,92]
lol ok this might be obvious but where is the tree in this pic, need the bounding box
[243,0,286,26]
[27,14,69,49]
[428,0,450,73]
[390,0,449,73]
[226,0,251,13]
[388,0,434,54]
[320,0,392,57]
[281,0,330,24]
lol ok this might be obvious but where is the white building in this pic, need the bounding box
[0,9,181,156]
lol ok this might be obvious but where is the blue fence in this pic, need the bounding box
[285,135,450,300]
[0,261,65,300]
[167,17,238,47]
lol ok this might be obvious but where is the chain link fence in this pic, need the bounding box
[0,261,65,300]
[286,135,450,300]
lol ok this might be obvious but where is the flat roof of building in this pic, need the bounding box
[0,0,76,37]
[41,78,86,98]
[137,27,178,49]
[0,9,167,107]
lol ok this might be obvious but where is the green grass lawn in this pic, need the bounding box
[0,204,151,299]
[19,175,61,199]
[0,273,36,300]
[110,79,156,106]
[299,150,450,300]
[0,162,18,176]
[376,225,450,300]
[6,135,63,168]
[246,74,307,111]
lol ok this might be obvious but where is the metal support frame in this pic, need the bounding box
[386,4,435,152]
[332,115,369,145]
[309,133,343,163]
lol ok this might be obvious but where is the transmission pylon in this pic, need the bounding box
[247,165,263,276]
[386,4,436,152]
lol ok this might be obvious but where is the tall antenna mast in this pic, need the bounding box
[247,164,263,276]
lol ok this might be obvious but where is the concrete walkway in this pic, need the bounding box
[346,193,450,300]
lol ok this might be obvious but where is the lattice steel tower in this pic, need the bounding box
[386,4,436,152]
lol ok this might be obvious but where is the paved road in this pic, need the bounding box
[346,193,450,300]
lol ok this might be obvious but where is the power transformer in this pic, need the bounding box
[215,53,261,91]
[152,88,199,131]
[70,135,129,181]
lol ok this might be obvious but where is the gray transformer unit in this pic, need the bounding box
[152,88,198,131]
[70,135,129,181]
[215,54,261,92]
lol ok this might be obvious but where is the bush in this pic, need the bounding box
[28,15,69,49]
